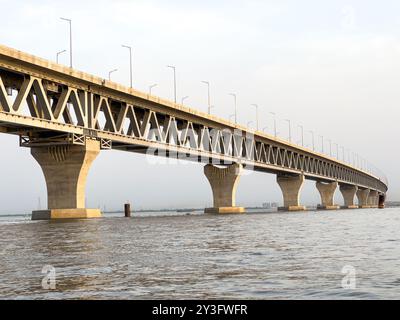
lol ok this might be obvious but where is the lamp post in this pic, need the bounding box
[285,119,291,143]
[263,126,269,133]
[167,65,177,103]
[149,84,158,95]
[308,131,315,151]
[121,45,133,88]
[333,143,339,159]
[229,114,235,122]
[251,104,259,131]
[327,139,332,156]
[108,69,118,81]
[247,121,254,129]
[201,81,211,114]
[270,112,277,138]
[56,50,66,64]
[181,96,189,105]
[60,17,72,68]
[319,135,324,154]
[298,125,304,146]
[229,93,237,124]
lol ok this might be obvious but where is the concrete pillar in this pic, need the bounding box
[356,188,370,208]
[368,190,379,208]
[339,185,359,209]
[378,193,386,209]
[316,181,339,210]
[277,174,306,211]
[31,139,102,220]
[204,163,245,214]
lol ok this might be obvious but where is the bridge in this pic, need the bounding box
[0,45,388,220]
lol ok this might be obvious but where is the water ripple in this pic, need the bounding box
[0,208,400,299]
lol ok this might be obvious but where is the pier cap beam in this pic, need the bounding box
[204,163,245,214]
[277,174,306,212]
[31,139,102,220]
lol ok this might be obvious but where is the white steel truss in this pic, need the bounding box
[0,50,388,194]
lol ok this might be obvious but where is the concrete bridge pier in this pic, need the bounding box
[368,190,379,208]
[316,181,340,210]
[379,193,386,209]
[31,139,102,220]
[339,184,359,209]
[204,163,245,214]
[356,188,370,208]
[277,174,306,211]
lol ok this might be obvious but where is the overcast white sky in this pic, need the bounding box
[0,0,399,213]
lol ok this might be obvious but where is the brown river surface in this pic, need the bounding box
[0,208,399,299]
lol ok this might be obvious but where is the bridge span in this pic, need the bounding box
[0,45,388,219]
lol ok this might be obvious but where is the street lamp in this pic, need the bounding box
[270,112,277,138]
[263,126,269,133]
[60,17,72,68]
[181,96,189,105]
[298,125,304,147]
[333,143,339,159]
[201,81,211,114]
[121,45,133,88]
[251,104,259,131]
[108,69,118,81]
[308,131,315,151]
[327,139,332,156]
[149,84,158,95]
[56,49,66,64]
[247,121,254,128]
[319,135,324,153]
[167,65,177,103]
[229,93,237,124]
[229,114,235,122]
[285,119,291,143]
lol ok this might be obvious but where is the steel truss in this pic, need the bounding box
[0,46,388,194]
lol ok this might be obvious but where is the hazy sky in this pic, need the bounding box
[0,0,399,213]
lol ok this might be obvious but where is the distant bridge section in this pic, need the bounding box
[0,45,388,219]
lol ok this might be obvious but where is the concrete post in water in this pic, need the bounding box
[124,203,131,217]
[316,181,339,210]
[204,163,245,214]
[31,139,102,220]
[339,184,359,209]
[356,188,370,208]
[277,174,306,211]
